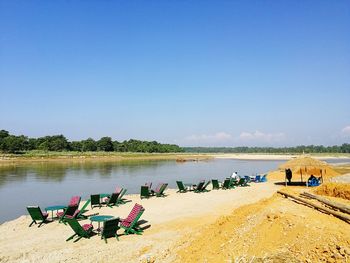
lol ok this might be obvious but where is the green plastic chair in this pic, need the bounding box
[76,200,91,220]
[211,179,220,190]
[90,194,101,209]
[120,203,145,235]
[101,217,120,243]
[140,185,151,199]
[27,206,50,227]
[116,188,128,205]
[65,218,93,242]
[222,179,231,189]
[193,181,205,192]
[105,193,119,208]
[57,204,79,223]
[176,181,187,193]
[154,183,168,197]
[237,178,249,187]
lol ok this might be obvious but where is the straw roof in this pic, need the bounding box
[279,156,329,170]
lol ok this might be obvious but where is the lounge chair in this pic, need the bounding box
[176,181,187,193]
[211,179,220,190]
[140,185,151,199]
[244,176,251,183]
[115,187,122,195]
[195,181,210,193]
[193,181,205,192]
[65,218,93,242]
[57,204,79,223]
[120,203,145,235]
[116,188,128,205]
[90,194,101,209]
[237,177,249,187]
[152,183,168,197]
[27,206,50,227]
[104,193,119,208]
[101,217,120,243]
[75,200,90,220]
[254,175,261,182]
[260,174,267,182]
[222,179,231,189]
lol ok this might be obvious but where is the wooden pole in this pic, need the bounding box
[278,191,350,223]
[300,192,350,215]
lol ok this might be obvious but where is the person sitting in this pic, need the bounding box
[231,171,239,180]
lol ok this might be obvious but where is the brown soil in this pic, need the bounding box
[314,182,350,200]
[175,192,350,263]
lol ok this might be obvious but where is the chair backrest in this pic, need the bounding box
[158,183,168,195]
[69,196,81,206]
[145,182,152,189]
[108,193,119,205]
[125,203,144,224]
[140,186,150,198]
[154,183,162,193]
[222,179,230,188]
[118,188,127,200]
[260,174,267,182]
[244,176,251,182]
[115,187,122,194]
[202,181,210,190]
[27,206,44,220]
[90,194,101,206]
[196,181,205,191]
[102,217,120,238]
[255,175,261,182]
[176,181,186,191]
[238,178,245,185]
[65,218,86,236]
[65,205,79,216]
[211,179,220,189]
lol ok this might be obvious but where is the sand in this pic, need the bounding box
[0,183,280,263]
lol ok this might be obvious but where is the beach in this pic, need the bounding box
[1,157,350,262]
[0,183,280,262]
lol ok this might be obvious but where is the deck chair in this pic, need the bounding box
[65,218,93,242]
[104,193,119,208]
[57,204,78,223]
[115,187,122,194]
[91,194,101,209]
[222,179,231,189]
[176,181,187,193]
[101,217,120,243]
[121,203,145,235]
[254,175,261,182]
[153,183,168,197]
[260,174,267,182]
[237,178,249,187]
[193,181,205,192]
[140,185,151,199]
[116,188,128,205]
[27,206,49,227]
[196,181,210,193]
[244,176,251,183]
[211,179,220,190]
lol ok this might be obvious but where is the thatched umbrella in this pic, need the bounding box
[279,156,330,185]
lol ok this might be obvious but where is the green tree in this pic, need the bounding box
[97,137,114,151]
[81,138,97,151]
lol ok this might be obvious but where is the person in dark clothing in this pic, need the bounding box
[285,168,292,183]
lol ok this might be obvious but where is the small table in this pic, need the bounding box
[45,205,67,219]
[90,215,115,234]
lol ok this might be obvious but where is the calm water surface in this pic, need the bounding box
[0,158,347,223]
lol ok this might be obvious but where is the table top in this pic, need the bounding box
[90,215,114,222]
[45,205,66,211]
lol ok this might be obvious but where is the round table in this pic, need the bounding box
[90,215,115,234]
[45,205,67,219]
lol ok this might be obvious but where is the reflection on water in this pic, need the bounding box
[0,158,347,223]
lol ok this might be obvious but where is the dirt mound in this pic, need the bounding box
[279,156,339,177]
[175,193,350,262]
[314,182,350,200]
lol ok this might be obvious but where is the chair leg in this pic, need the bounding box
[29,220,36,227]
[66,234,77,241]
[74,236,82,243]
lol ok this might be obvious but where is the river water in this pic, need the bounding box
[0,158,347,223]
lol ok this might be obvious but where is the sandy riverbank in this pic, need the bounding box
[214,153,350,160]
[0,183,280,262]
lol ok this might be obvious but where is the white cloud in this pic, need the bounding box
[184,132,233,145]
[341,126,350,137]
[238,130,286,143]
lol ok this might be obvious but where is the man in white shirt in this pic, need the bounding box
[231,171,239,180]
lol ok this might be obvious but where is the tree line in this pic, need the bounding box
[184,144,350,153]
[0,130,183,153]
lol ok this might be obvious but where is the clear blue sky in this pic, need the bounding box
[1,1,349,147]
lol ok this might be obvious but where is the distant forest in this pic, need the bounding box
[0,130,183,153]
[184,144,350,154]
